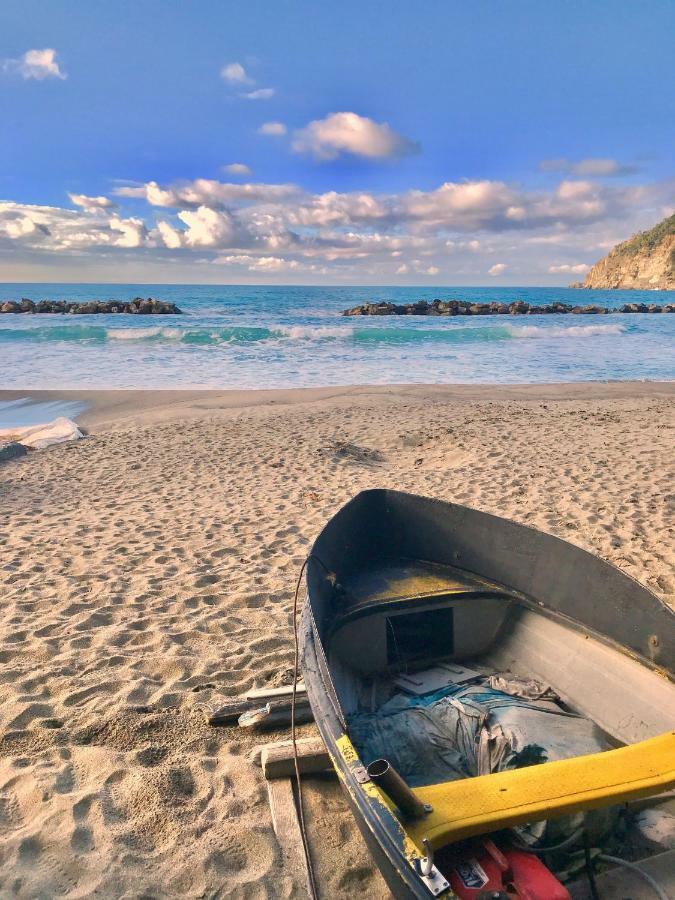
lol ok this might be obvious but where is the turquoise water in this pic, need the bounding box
[0,284,673,388]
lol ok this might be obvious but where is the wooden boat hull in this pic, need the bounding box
[301,490,675,898]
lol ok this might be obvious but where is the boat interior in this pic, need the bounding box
[325,557,675,875]
[329,558,674,743]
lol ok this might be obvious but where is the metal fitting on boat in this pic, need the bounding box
[413,838,434,876]
[366,758,431,820]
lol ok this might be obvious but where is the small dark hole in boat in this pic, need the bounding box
[386,606,454,668]
[367,758,390,778]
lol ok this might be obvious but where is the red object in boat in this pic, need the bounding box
[448,839,571,900]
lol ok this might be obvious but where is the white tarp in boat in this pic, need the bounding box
[349,671,617,843]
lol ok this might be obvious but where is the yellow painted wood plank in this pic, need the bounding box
[408,731,675,850]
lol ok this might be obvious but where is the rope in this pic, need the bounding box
[597,854,670,900]
[511,826,584,855]
[583,830,601,900]
[291,555,318,900]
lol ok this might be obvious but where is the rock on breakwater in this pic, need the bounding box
[342,299,675,317]
[0,297,182,315]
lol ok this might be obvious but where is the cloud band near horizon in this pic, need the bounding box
[1,172,672,282]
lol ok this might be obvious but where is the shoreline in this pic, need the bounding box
[1,380,673,433]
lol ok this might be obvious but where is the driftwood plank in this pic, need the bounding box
[209,692,311,727]
[267,778,311,897]
[250,736,320,767]
[208,698,251,726]
[246,682,306,701]
[262,737,331,780]
[237,697,313,731]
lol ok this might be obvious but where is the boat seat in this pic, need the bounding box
[407,731,675,851]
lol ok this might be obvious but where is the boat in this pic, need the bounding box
[301,489,675,898]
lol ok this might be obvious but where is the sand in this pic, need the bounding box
[0,382,673,898]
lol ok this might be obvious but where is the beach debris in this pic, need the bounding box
[0,417,83,450]
[208,698,255,726]
[260,737,331,780]
[208,682,308,727]
[246,682,306,701]
[0,441,28,462]
[266,777,314,898]
[320,440,384,465]
[256,737,327,897]
[250,735,321,767]
[342,299,675,316]
[0,297,182,315]
[237,696,313,731]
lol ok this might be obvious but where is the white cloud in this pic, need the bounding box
[157,221,183,249]
[259,121,287,136]
[404,180,518,228]
[109,216,148,248]
[177,206,235,247]
[4,172,674,283]
[2,48,66,80]
[548,263,591,274]
[220,62,251,84]
[292,112,419,161]
[540,157,637,177]
[221,61,274,99]
[115,178,298,208]
[1,214,38,239]
[69,193,115,210]
[214,254,298,271]
[556,180,595,200]
[289,190,389,227]
[242,87,275,100]
[573,158,634,177]
[0,201,154,251]
[223,163,252,176]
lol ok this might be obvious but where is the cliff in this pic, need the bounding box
[576,214,675,290]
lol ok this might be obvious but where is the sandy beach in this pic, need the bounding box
[0,381,673,898]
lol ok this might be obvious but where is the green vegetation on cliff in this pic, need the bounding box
[614,213,675,271]
[580,213,675,289]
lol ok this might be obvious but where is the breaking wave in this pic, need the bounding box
[0,321,628,347]
[508,323,626,338]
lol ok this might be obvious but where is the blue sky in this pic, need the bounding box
[1,0,673,284]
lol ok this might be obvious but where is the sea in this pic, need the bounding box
[1,284,674,390]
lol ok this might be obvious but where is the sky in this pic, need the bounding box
[1,0,674,285]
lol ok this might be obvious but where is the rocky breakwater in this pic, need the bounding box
[0,297,182,315]
[342,299,675,317]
